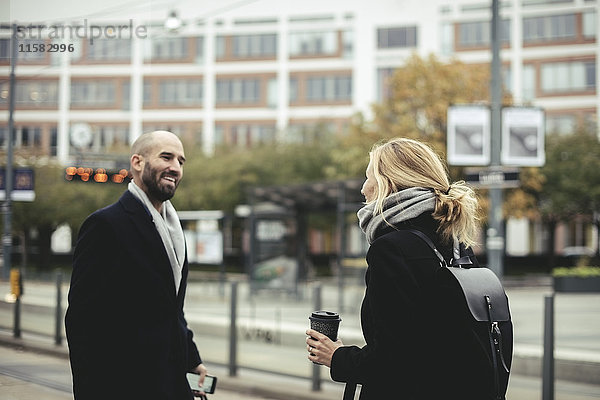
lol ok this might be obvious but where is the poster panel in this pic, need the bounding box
[447,105,491,166]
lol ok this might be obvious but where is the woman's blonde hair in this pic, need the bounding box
[369,137,480,247]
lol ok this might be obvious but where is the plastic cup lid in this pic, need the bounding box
[310,310,341,320]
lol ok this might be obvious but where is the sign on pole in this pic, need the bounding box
[465,168,520,189]
[501,107,545,167]
[447,105,491,166]
[0,168,35,201]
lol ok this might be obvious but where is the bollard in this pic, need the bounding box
[55,271,63,346]
[228,281,238,377]
[542,294,554,400]
[13,295,21,338]
[311,284,322,392]
[10,268,21,338]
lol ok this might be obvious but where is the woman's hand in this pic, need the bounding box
[306,329,343,367]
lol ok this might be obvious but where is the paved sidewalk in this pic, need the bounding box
[0,345,281,400]
[0,274,599,400]
[0,337,599,400]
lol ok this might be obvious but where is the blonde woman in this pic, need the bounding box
[306,138,492,400]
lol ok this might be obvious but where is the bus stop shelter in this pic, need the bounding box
[245,179,365,296]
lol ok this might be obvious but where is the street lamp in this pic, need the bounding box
[2,23,17,282]
[164,11,182,32]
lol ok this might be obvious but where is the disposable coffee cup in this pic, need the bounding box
[309,310,341,342]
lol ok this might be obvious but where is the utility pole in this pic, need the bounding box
[488,0,504,278]
[3,23,17,281]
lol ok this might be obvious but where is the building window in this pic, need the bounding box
[457,19,510,48]
[286,121,336,144]
[440,22,454,56]
[289,78,298,103]
[122,82,130,110]
[146,37,188,61]
[86,38,131,61]
[522,0,574,6]
[214,124,276,147]
[541,61,596,93]
[523,13,576,43]
[216,78,261,105]
[583,10,597,39]
[522,64,536,102]
[214,125,224,146]
[196,36,204,63]
[342,30,353,59]
[143,81,152,105]
[306,75,352,102]
[267,78,277,108]
[232,34,277,58]
[50,126,58,156]
[377,26,417,48]
[289,31,337,56]
[0,38,9,61]
[230,124,276,146]
[0,125,49,153]
[216,36,226,59]
[71,80,117,107]
[0,80,59,107]
[159,79,203,106]
[96,126,129,151]
[377,68,395,102]
[20,126,42,148]
[546,114,577,135]
[216,34,277,60]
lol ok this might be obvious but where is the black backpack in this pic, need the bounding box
[408,229,513,400]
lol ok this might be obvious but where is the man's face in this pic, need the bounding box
[140,135,186,204]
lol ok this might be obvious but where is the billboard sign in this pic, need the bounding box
[501,107,545,167]
[447,105,491,166]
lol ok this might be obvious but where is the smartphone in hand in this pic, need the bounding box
[186,372,217,396]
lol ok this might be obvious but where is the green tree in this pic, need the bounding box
[539,130,600,256]
[11,162,123,269]
[327,54,496,179]
[174,141,338,212]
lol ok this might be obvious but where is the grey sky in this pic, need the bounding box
[2,0,208,24]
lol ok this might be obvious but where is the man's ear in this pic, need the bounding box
[131,154,144,173]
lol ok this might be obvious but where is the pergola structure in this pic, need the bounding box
[245,178,365,297]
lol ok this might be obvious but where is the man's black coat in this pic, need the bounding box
[65,190,201,400]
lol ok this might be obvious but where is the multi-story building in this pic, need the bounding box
[1,0,598,254]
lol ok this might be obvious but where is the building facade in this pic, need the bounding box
[1,0,598,254]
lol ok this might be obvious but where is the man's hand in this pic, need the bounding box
[190,364,208,398]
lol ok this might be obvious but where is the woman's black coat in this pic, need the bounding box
[330,213,480,400]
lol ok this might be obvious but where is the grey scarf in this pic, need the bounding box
[128,181,185,294]
[357,187,436,244]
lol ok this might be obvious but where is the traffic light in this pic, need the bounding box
[65,167,132,184]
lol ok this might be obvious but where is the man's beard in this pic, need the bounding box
[141,164,178,203]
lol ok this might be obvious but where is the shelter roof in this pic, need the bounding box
[250,179,365,212]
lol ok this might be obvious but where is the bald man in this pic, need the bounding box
[66,131,207,400]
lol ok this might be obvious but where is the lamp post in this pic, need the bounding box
[488,0,505,278]
[3,23,17,281]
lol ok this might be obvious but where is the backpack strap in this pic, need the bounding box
[406,229,473,268]
[405,229,447,268]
